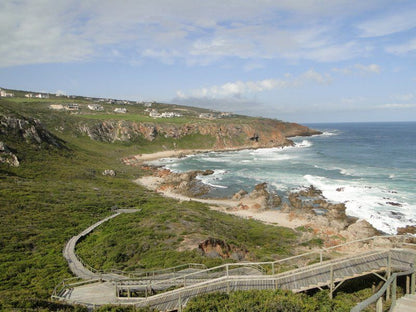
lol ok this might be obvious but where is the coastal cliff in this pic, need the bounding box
[77,118,320,149]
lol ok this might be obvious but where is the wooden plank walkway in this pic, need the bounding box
[129,249,416,311]
[55,211,416,311]
[55,248,416,311]
[392,294,416,312]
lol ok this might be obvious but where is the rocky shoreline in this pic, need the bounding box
[132,157,385,249]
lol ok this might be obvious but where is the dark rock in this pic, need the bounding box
[0,113,67,149]
[397,225,416,235]
[386,201,402,207]
[198,238,247,260]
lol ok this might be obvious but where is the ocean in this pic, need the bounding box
[150,122,416,234]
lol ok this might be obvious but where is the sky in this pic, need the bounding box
[1,0,416,123]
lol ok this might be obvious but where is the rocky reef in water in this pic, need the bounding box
[143,165,381,246]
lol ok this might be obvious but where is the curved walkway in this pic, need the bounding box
[63,209,138,280]
[55,235,416,310]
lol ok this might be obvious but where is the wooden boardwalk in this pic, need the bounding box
[54,247,416,311]
[54,213,416,311]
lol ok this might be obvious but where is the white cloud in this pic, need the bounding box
[379,103,416,109]
[354,64,381,74]
[357,10,416,38]
[0,0,392,67]
[332,64,381,75]
[177,70,331,99]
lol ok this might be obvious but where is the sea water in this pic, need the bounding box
[151,122,416,234]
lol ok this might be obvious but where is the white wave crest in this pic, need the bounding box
[303,174,414,234]
[320,130,339,136]
[295,140,313,148]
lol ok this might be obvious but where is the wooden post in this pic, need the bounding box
[376,297,383,312]
[320,251,323,263]
[272,263,275,275]
[386,253,391,300]
[406,275,410,294]
[329,265,334,299]
[411,271,415,294]
[392,275,397,309]
[226,264,229,277]
[178,293,182,312]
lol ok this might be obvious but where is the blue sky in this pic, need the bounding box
[1,0,416,123]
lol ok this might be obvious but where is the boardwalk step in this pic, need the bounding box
[392,294,416,312]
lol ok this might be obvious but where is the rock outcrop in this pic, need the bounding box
[154,168,214,197]
[0,111,67,150]
[0,141,19,167]
[198,238,248,260]
[233,183,281,211]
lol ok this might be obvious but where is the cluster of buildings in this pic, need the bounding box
[49,103,128,113]
[0,89,14,97]
[199,112,233,119]
[25,93,49,99]
[146,109,182,118]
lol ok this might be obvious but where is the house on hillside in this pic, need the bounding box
[35,93,49,99]
[149,109,160,117]
[160,112,182,118]
[114,107,127,113]
[87,104,104,111]
[0,89,14,97]
[25,93,33,98]
[199,113,216,119]
[66,103,79,111]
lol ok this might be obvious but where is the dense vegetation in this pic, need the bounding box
[0,92,391,311]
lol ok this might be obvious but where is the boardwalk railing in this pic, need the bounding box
[110,263,208,279]
[124,249,416,311]
[53,235,416,310]
[351,268,415,312]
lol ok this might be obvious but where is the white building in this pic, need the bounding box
[114,107,127,113]
[160,112,182,118]
[0,89,14,97]
[66,103,79,111]
[149,109,160,117]
[35,93,49,99]
[87,104,104,111]
[25,93,33,98]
